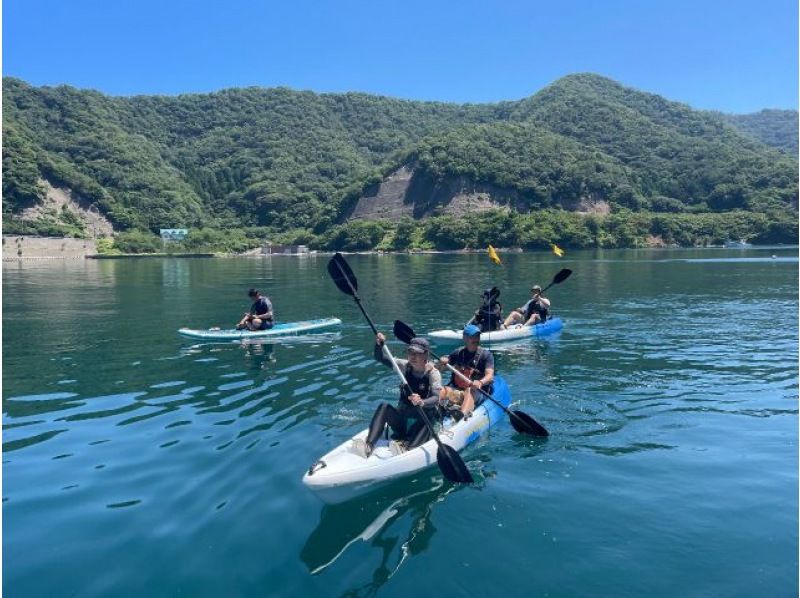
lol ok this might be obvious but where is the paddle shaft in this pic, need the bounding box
[330,259,449,453]
[426,346,528,428]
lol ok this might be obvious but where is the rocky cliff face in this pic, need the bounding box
[346,164,612,221]
[347,164,526,220]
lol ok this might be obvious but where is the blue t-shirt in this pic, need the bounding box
[250,296,273,320]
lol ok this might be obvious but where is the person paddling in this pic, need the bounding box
[503,284,550,328]
[236,288,275,331]
[437,324,495,421]
[354,332,443,458]
[468,287,503,332]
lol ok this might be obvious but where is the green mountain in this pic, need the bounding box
[720,109,798,156]
[2,74,797,245]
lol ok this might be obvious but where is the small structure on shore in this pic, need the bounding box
[262,243,309,255]
[160,229,189,242]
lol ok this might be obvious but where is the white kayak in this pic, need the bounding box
[178,317,342,340]
[302,376,512,504]
[428,317,563,345]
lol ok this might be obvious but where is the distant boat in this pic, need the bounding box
[723,239,752,248]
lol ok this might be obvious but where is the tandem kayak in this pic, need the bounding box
[427,317,563,345]
[302,375,512,504]
[178,317,342,340]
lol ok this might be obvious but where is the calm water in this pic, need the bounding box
[3,248,798,597]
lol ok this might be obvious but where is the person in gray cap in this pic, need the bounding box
[503,284,551,328]
[354,332,443,458]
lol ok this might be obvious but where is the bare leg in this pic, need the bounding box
[461,388,475,417]
[503,311,524,328]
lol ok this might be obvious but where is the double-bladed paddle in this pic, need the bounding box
[393,319,550,437]
[541,268,572,293]
[327,252,474,484]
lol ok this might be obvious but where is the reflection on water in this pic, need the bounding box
[3,251,798,597]
[301,474,453,584]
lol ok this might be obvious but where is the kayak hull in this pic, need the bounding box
[428,317,563,345]
[302,376,512,504]
[178,317,342,340]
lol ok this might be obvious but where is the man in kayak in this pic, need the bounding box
[502,284,550,328]
[236,288,275,331]
[437,324,495,421]
[468,287,503,332]
[355,332,443,458]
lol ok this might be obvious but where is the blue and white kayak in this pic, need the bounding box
[302,376,512,504]
[427,317,563,345]
[178,317,342,340]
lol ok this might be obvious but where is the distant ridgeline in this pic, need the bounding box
[3,73,797,251]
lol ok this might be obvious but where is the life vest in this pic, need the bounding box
[452,348,489,390]
[475,301,503,331]
[525,298,548,322]
[399,362,433,406]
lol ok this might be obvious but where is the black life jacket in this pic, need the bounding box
[525,298,548,322]
[399,362,433,407]
[476,301,503,331]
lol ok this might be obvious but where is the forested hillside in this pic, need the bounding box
[721,109,798,156]
[3,74,797,249]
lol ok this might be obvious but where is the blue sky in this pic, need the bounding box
[3,0,797,113]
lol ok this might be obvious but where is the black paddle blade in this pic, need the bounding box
[509,410,549,437]
[552,268,572,285]
[393,320,416,345]
[327,252,358,296]
[436,444,474,484]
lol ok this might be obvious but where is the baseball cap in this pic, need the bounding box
[407,337,430,354]
[463,324,481,337]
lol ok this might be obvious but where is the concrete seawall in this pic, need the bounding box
[2,236,97,260]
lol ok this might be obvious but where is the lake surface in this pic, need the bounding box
[3,248,798,597]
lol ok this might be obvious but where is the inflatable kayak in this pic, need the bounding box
[428,317,563,345]
[178,317,342,340]
[302,376,512,504]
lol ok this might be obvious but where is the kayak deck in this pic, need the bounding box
[428,317,563,345]
[302,376,511,504]
[178,317,342,340]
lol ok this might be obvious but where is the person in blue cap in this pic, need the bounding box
[437,323,495,421]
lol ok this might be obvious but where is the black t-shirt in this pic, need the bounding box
[446,347,494,387]
[250,296,273,320]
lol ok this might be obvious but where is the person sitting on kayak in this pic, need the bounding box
[437,324,495,421]
[236,288,275,331]
[502,284,550,328]
[355,332,443,458]
[468,287,503,332]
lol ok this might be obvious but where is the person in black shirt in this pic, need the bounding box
[236,288,275,331]
[437,324,495,420]
[468,287,503,332]
[503,284,550,328]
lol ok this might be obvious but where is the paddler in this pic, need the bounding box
[354,333,443,458]
[468,287,503,332]
[502,284,550,328]
[236,288,275,331]
[437,324,495,421]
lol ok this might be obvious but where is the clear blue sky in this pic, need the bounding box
[3,0,797,113]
